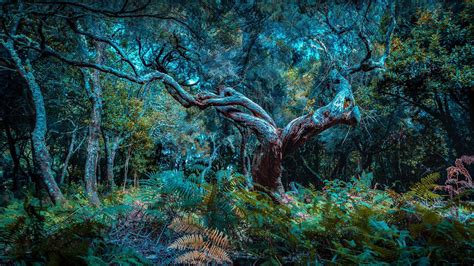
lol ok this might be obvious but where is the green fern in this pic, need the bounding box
[405,172,442,202]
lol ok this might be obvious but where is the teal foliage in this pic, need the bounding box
[229,172,473,264]
[0,190,154,265]
[1,170,472,264]
[143,169,246,232]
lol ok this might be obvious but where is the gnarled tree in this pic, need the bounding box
[1,0,396,198]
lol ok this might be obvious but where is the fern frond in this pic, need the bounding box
[405,172,441,201]
[205,244,231,263]
[202,183,218,208]
[204,228,230,249]
[175,250,209,264]
[168,215,232,264]
[168,216,202,234]
[169,234,205,250]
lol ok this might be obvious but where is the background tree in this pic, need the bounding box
[0,0,472,202]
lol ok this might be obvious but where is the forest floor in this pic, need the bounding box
[0,170,473,265]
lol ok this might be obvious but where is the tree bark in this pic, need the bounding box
[83,86,101,205]
[103,132,122,189]
[2,40,65,204]
[251,139,284,193]
[83,41,104,206]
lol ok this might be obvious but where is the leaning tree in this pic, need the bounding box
[1,0,395,198]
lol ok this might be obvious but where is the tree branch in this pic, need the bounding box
[282,70,360,154]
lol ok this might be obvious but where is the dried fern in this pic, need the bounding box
[174,250,209,264]
[169,234,205,250]
[168,216,202,234]
[439,156,474,199]
[168,216,231,264]
[204,228,230,250]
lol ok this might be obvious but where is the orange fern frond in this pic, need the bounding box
[205,244,231,263]
[168,216,202,234]
[175,250,209,264]
[168,215,232,264]
[169,234,205,250]
[204,228,230,249]
[440,155,474,199]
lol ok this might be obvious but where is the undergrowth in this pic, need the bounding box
[0,166,473,265]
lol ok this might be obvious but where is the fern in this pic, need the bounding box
[168,216,232,264]
[174,250,208,264]
[168,216,202,234]
[169,234,205,250]
[405,172,441,202]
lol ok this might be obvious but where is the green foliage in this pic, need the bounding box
[143,169,246,231]
[1,169,472,265]
[0,189,154,265]
[405,172,442,202]
[227,171,471,264]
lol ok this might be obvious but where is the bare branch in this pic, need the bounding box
[344,0,396,75]
[324,6,355,35]
[32,1,200,39]
[68,19,139,75]
[281,70,361,154]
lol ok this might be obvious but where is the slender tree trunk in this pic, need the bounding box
[4,121,21,190]
[83,41,104,206]
[123,146,132,191]
[442,116,464,158]
[330,152,348,179]
[59,130,77,184]
[103,133,122,189]
[469,89,474,133]
[133,170,138,188]
[84,115,100,205]
[2,40,65,204]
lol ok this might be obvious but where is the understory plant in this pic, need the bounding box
[1,163,472,265]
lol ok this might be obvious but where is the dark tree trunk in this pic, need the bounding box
[4,121,20,190]
[442,114,465,158]
[59,130,77,184]
[251,140,284,193]
[245,71,361,193]
[330,152,348,180]
[3,40,65,204]
[468,89,474,134]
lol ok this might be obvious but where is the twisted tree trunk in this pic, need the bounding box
[195,70,360,193]
[27,27,368,194]
[2,40,65,204]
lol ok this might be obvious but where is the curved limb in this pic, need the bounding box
[282,70,361,154]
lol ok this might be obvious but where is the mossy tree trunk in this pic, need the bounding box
[2,40,65,204]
